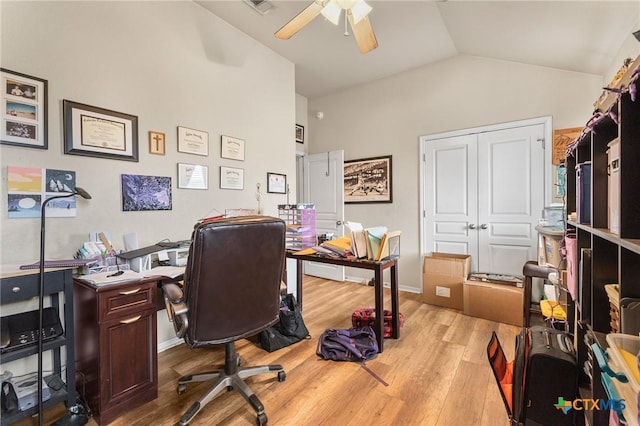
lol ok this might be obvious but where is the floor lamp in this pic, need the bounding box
[38,187,91,426]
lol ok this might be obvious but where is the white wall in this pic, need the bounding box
[308,55,605,293]
[0,1,296,370]
[0,1,296,263]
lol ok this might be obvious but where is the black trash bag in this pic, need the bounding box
[259,294,310,352]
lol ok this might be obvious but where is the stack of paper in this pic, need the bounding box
[320,235,353,257]
[345,221,368,258]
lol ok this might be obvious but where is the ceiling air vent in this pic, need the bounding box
[243,0,273,15]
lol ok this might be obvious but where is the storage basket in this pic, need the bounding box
[605,284,620,333]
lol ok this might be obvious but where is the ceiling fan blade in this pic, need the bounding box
[347,12,378,54]
[275,1,325,40]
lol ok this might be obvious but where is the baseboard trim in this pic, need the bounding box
[158,336,183,353]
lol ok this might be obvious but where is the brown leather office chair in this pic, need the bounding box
[162,216,287,425]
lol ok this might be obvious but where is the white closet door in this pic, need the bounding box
[477,124,545,275]
[425,134,479,260]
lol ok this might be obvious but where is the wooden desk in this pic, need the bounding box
[285,252,400,352]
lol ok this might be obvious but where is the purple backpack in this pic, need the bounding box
[316,327,379,362]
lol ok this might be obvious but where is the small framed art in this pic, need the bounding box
[1,68,48,149]
[149,131,166,155]
[267,172,287,194]
[295,124,304,144]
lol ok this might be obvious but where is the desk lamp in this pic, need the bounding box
[38,187,91,426]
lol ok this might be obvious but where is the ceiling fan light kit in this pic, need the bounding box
[275,0,378,54]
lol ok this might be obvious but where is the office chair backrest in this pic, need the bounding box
[182,216,286,347]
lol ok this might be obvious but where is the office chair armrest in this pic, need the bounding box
[162,282,184,303]
[161,282,188,337]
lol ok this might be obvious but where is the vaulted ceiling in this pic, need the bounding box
[197,1,640,98]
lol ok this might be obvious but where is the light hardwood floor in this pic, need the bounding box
[23,275,519,426]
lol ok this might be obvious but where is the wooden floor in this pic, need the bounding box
[24,275,520,426]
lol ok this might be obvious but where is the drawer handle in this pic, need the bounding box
[12,286,21,293]
[120,315,142,324]
[119,288,141,295]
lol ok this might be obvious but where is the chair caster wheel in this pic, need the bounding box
[277,371,286,382]
[177,383,187,395]
[256,412,268,425]
[237,356,243,367]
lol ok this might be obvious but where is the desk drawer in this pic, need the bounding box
[98,282,156,323]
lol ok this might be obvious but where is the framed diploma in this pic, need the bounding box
[220,135,245,161]
[267,172,287,194]
[63,100,138,161]
[1,68,48,149]
[220,166,244,190]
[178,126,209,156]
[178,163,208,190]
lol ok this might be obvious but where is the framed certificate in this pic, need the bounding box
[267,172,286,194]
[220,166,244,190]
[178,126,208,156]
[63,100,139,161]
[221,135,245,161]
[177,163,208,190]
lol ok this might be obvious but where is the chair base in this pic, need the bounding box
[177,342,285,425]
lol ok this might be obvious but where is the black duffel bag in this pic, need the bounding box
[259,293,310,352]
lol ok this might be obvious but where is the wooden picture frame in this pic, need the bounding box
[149,131,166,155]
[295,124,304,144]
[267,172,287,194]
[63,100,139,161]
[1,68,48,149]
[344,155,392,203]
[220,134,245,161]
[177,126,208,156]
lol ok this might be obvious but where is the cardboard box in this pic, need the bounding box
[463,280,523,326]
[422,252,472,310]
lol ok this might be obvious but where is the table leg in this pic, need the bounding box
[296,259,303,309]
[390,261,399,339]
[374,265,384,352]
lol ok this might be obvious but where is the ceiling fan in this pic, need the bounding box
[275,0,378,54]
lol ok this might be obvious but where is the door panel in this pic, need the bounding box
[425,134,478,258]
[477,124,544,273]
[303,150,345,281]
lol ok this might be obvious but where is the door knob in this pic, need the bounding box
[480,224,488,229]
[468,224,476,229]
[336,220,344,226]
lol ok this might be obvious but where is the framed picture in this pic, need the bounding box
[221,135,245,161]
[267,172,287,194]
[63,100,139,161]
[295,124,304,144]
[178,126,208,156]
[121,174,172,211]
[178,163,208,190]
[344,155,392,204]
[149,131,166,155]
[220,166,244,190]
[1,68,48,149]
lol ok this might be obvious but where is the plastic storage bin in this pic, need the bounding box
[576,162,591,225]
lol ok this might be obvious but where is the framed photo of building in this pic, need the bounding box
[1,68,48,149]
[344,155,392,203]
